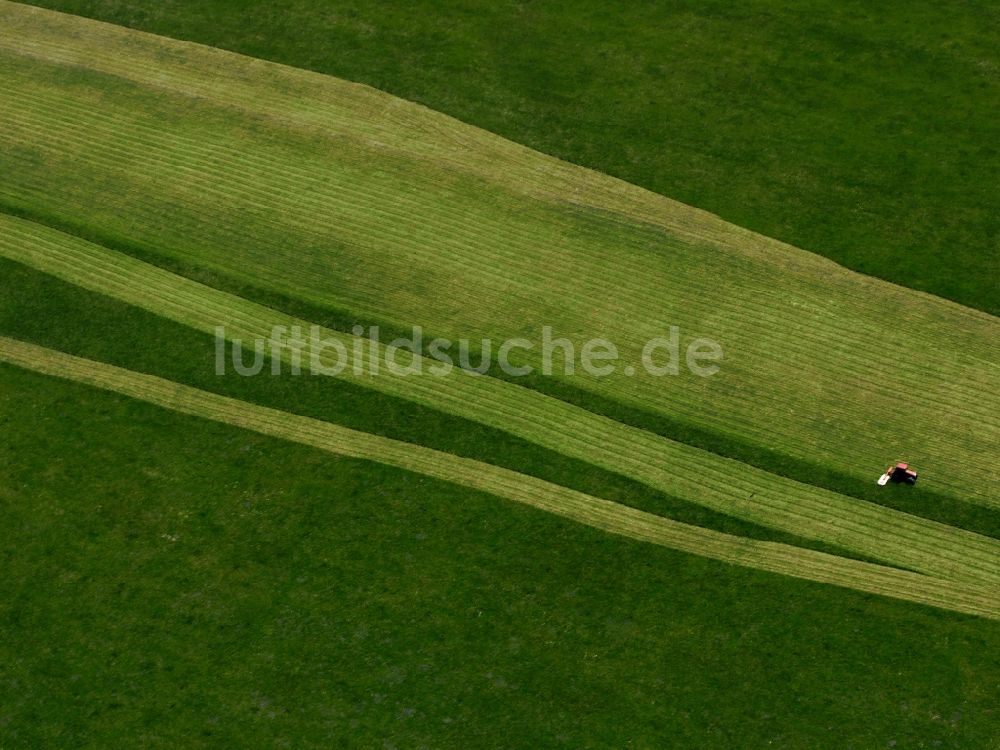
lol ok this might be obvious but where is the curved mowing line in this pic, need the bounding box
[1,334,999,621]
[2,215,999,588]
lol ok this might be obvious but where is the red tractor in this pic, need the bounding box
[878,462,918,486]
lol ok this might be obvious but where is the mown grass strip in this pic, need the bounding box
[2,333,998,622]
[0,18,996,506]
[2,214,999,588]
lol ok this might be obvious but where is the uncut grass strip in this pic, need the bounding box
[13,220,992,548]
[3,217,968,502]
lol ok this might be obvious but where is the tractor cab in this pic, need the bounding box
[878,462,918,486]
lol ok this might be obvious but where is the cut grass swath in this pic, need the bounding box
[0,2,997,507]
[2,214,999,588]
[1,333,998,622]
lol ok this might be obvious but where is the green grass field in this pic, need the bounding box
[2,2,999,747]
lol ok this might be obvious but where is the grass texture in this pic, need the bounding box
[2,4,1000,746]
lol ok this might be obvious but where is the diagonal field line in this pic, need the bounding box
[2,213,999,588]
[2,333,999,621]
